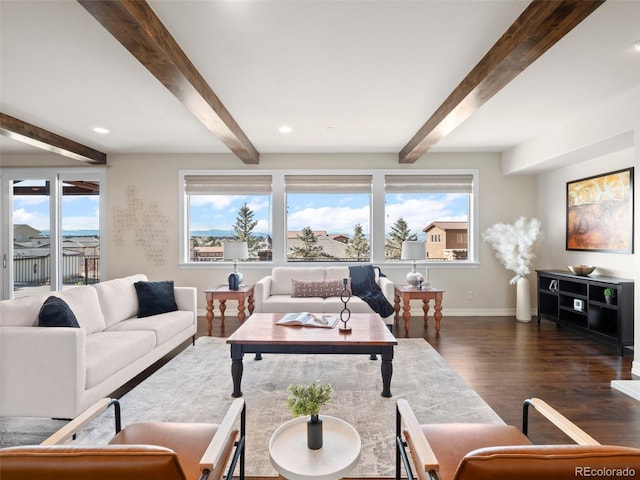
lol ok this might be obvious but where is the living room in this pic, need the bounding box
[1,0,640,476]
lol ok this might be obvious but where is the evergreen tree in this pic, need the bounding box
[386,217,417,259]
[232,203,260,256]
[345,223,369,260]
[289,226,325,258]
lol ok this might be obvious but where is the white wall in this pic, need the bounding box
[504,86,639,375]
[94,151,537,316]
[536,148,634,276]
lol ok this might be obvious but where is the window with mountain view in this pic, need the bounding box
[185,174,272,262]
[384,174,472,261]
[285,174,372,262]
[180,170,477,265]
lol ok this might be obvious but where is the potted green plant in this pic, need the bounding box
[604,288,616,305]
[286,381,333,450]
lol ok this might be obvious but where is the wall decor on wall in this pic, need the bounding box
[566,167,634,253]
[113,185,170,266]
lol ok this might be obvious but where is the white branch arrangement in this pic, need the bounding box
[483,217,541,284]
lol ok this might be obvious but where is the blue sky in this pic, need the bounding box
[13,181,100,232]
[189,192,468,238]
[14,185,468,237]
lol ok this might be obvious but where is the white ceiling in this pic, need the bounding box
[1,0,639,163]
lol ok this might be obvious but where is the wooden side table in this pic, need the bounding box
[394,285,445,335]
[204,285,254,335]
[269,415,361,480]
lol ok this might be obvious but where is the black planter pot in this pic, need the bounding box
[307,415,323,450]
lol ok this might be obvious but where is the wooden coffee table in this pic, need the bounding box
[226,313,398,398]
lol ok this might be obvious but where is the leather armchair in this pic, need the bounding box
[0,397,245,480]
[396,397,640,480]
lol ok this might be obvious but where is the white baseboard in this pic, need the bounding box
[611,380,640,402]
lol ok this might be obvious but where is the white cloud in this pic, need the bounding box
[13,208,49,230]
[288,205,370,234]
[385,195,467,234]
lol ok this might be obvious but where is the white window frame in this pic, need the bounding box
[1,168,106,299]
[178,169,479,269]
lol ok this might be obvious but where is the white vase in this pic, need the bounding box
[516,277,531,322]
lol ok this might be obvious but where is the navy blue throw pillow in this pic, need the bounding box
[38,296,80,328]
[134,280,178,318]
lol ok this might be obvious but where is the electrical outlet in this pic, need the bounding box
[467,291,473,300]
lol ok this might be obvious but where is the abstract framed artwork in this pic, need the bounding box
[566,167,634,253]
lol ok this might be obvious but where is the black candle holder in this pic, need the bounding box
[339,277,352,333]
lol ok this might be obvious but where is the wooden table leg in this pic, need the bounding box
[248,292,255,316]
[206,297,214,336]
[219,299,227,328]
[394,292,401,323]
[434,293,443,332]
[422,299,430,326]
[402,294,411,336]
[238,297,246,323]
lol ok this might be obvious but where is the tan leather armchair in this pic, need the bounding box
[0,397,245,480]
[396,397,640,480]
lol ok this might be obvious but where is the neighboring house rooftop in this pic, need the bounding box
[423,221,468,232]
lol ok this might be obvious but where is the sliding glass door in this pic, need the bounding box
[1,169,104,299]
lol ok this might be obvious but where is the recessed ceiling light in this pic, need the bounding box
[278,125,293,134]
[633,40,640,52]
[93,126,110,134]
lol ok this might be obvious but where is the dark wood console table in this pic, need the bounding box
[536,270,634,356]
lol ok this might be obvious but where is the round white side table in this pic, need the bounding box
[269,415,361,480]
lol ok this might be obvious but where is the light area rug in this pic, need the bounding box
[1,337,503,477]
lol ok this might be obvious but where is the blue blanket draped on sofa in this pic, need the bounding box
[348,265,395,318]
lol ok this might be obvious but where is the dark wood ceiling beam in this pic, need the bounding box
[0,113,107,165]
[399,0,605,164]
[78,0,260,165]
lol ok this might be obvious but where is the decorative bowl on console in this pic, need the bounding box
[568,265,596,276]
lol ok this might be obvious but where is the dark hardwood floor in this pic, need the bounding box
[203,314,640,448]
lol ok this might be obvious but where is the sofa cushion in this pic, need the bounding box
[105,311,193,346]
[134,281,178,318]
[271,268,327,295]
[261,295,326,313]
[325,296,383,314]
[323,266,350,281]
[93,274,148,328]
[37,296,80,328]
[0,294,48,327]
[54,286,106,334]
[85,331,156,389]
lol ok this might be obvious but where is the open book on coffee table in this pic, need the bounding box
[276,312,339,328]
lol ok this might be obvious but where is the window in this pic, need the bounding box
[284,175,371,262]
[2,170,104,299]
[184,174,272,262]
[385,174,473,262]
[180,169,477,266]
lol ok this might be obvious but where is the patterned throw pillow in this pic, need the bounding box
[291,279,351,298]
[291,280,326,298]
[321,279,351,297]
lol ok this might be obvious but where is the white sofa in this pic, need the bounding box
[0,274,196,419]
[254,266,394,320]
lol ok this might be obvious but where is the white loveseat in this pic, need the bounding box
[0,274,196,419]
[254,266,394,320]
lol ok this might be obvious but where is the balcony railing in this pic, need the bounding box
[14,254,101,286]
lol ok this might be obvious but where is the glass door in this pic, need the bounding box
[10,178,53,298]
[1,169,104,300]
